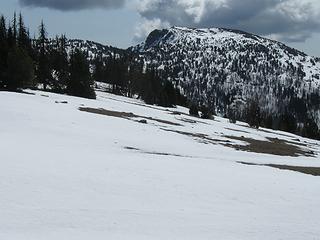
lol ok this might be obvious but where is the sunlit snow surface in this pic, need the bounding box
[0,90,320,240]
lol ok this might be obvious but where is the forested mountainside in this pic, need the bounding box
[131,27,320,131]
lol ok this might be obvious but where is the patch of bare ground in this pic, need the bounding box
[239,162,320,176]
[79,107,136,118]
[178,117,210,125]
[256,129,320,151]
[161,128,314,157]
[226,136,314,157]
[146,117,182,126]
[178,118,197,124]
[252,128,318,149]
[99,95,170,112]
[160,128,232,145]
[80,107,315,158]
[224,128,250,134]
[124,146,194,158]
[166,110,218,124]
[79,107,182,126]
[55,101,68,104]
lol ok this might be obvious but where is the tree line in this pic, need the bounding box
[92,56,187,107]
[0,13,186,107]
[0,13,96,98]
[227,98,320,140]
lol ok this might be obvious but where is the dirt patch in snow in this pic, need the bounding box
[79,107,136,118]
[124,146,194,158]
[178,117,210,125]
[79,107,182,126]
[160,128,314,157]
[224,128,250,134]
[161,128,232,145]
[226,136,314,157]
[146,117,182,126]
[80,107,314,158]
[239,162,320,176]
[178,118,197,124]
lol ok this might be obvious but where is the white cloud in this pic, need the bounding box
[134,17,170,42]
[134,0,320,42]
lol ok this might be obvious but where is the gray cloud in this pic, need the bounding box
[19,0,125,11]
[136,0,320,42]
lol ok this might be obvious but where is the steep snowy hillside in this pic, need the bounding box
[132,27,320,125]
[0,90,320,239]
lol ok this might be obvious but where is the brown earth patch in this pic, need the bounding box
[146,117,182,126]
[161,128,314,157]
[224,128,250,134]
[249,128,319,149]
[239,162,320,176]
[226,136,314,157]
[79,107,182,126]
[79,107,137,118]
[80,107,315,158]
[124,146,194,158]
[161,128,232,145]
[178,117,210,125]
[179,118,197,124]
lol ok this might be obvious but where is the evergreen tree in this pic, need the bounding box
[163,81,177,106]
[141,69,161,105]
[302,118,320,140]
[36,20,51,90]
[279,112,297,133]
[0,15,7,89]
[50,35,69,92]
[0,16,6,44]
[68,49,96,99]
[227,105,237,124]
[246,99,261,128]
[18,13,31,51]
[189,103,199,117]
[12,12,17,45]
[92,56,105,82]
[200,105,213,119]
[5,47,35,90]
[127,61,145,98]
[7,25,15,48]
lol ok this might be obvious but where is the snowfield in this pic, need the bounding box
[0,90,320,240]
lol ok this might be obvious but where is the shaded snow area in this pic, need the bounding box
[1,90,320,240]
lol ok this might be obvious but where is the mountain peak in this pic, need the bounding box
[142,26,307,57]
[132,26,320,125]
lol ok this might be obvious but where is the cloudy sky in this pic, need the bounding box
[1,0,320,56]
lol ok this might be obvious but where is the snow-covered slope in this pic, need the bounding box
[0,90,320,239]
[133,27,320,123]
